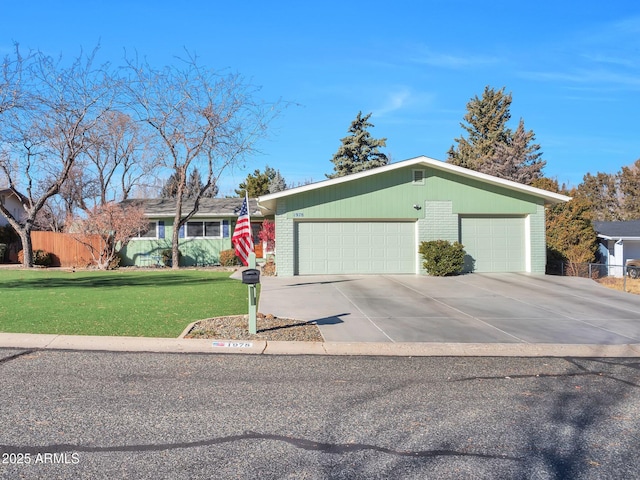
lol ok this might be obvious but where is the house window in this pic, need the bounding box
[136,222,157,239]
[186,220,222,238]
[412,169,426,185]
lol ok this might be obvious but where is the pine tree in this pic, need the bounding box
[161,167,217,199]
[268,169,287,194]
[546,193,598,276]
[447,86,513,171]
[160,173,180,198]
[327,112,388,179]
[480,119,545,185]
[235,165,286,197]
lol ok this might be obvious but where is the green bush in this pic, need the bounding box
[419,240,466,276]
[18,249,52,266]
[161,248,182,267]
[33,249,52,267]
[219,249,240,267]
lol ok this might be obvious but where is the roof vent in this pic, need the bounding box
[412,169,425,185]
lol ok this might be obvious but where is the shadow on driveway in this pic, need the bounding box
[258,274,640,344]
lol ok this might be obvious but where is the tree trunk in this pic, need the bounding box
[18,228,33,267]
[171,213,181,270]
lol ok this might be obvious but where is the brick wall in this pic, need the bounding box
[275,200,295,276]
[529,204,546,274]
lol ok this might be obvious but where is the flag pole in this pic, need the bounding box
[246,191,257,335]
[248,251,257,334]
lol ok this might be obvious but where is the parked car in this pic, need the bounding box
[626,259,640,278]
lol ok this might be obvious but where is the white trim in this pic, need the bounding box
[185,219,223,239]
[414,221,420,274]
[258,156,571,214]
[524,214,531,273]
[597,234,640,241]
[131,221,158,240]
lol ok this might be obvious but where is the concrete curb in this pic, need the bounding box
[2,333,640,357]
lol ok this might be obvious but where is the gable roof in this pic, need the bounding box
[123,197,263,218]
[257,156,571,213]
[0,187,28,204]
[594,220,640,240]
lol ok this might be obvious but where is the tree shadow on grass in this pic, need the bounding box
[0,272,236,290]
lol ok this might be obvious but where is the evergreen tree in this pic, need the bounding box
[161,167,217,199]
[268,170,287,194]
[327,111,388,179]
[481,119,545,185]
[447,86,545,185]
[235,165,286,197]
[160,172,180,198]
[447,86,513,171]
[546,192,598,276]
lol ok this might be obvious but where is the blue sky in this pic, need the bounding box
[2,1,640,195]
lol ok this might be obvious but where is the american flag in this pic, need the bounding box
[232,193,254,266]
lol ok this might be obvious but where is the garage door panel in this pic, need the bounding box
[461,217,525,273]
[296,222,415,274]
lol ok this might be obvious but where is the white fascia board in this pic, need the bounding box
[257,155,571,213]
[598,235,640,241]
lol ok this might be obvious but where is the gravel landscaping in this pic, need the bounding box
[184,314,324,342]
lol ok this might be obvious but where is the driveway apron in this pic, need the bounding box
[258,274,640,344]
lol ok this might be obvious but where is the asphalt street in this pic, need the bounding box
[1,349,640,479]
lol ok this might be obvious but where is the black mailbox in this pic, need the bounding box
[242,268,260,285]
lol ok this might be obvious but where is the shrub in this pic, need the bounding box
[419,240,466,276]
[161,249,182,267]
[108,253,122,270]
[219,249,240,267]
[18,249,52,267]
[262,255,276,276]
[258,220,275,252]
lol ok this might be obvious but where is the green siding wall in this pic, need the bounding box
[119,217,233,267]
[283,166,543,219]
[273,166,551,276]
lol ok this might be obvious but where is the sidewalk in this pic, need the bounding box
[2,332,640,357]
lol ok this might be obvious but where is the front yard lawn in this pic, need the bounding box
[0,269,250,338]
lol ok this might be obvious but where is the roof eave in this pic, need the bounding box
[257,155,571,212]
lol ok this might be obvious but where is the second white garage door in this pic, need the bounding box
[296,222,416,274]
[460,216,526,272]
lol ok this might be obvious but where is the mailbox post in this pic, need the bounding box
[241,252,259,334]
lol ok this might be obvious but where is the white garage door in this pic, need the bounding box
[296,222,416,274]
[460,216,526,272]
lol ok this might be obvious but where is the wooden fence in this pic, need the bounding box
[31,231,102,267]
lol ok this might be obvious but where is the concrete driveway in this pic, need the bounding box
[258,274,640,344]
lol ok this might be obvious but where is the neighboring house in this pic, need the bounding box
[594,220,640,277]
[119,198,264,267]
[0,188,27,227]
[258,156,569,276]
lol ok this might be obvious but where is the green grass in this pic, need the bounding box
[0,269,251,338]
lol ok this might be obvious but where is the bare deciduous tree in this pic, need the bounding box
[126,52,276,268]
[68,201,149,270]
[0,47,117,266]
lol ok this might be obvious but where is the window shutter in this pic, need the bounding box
[222,220,229,238]
[158,221,165,239]
[179,224,185,238]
